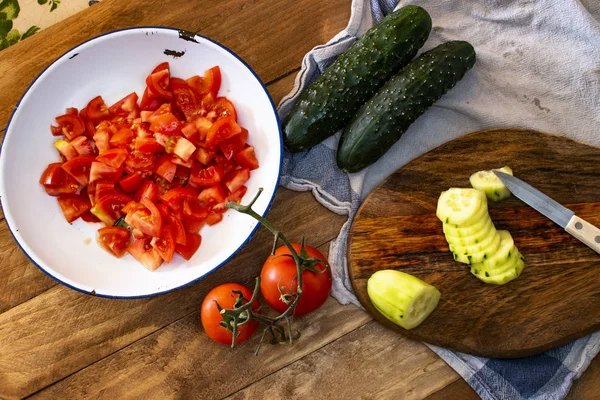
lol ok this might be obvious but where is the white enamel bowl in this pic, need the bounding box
[0,27,282,298]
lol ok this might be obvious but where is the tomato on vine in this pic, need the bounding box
[261,244,331,316]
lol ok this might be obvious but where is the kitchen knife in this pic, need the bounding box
[493,170,600,254]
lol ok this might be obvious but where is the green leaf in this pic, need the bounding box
[0,14,12,37]
[0,0,20,20]
[50,2,57,12]
[38,0,48,4]
[21,25,40,40]
[6,27,19,45]
[0,37,8,51]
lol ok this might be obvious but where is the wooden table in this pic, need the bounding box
[0,1,598,398]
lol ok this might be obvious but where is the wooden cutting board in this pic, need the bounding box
[348,128,600,358]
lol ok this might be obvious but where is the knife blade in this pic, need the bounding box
[493,170,600,254]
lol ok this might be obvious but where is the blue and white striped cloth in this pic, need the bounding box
[278,0,600,399]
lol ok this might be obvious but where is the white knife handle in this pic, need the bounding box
[565,215,600,255]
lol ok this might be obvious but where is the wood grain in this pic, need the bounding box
[226,320,461,400]
[349,129,600,358]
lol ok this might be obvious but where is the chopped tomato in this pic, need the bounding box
[151,224,176,262]
[140,87,165,111]
[183,197,209,221]
[109,92,140,119]
[55,114,86,141]
[205,117,241,149]
[89,161,122,184]
[155,156,177,182]
[183,217,205,234]
[134,137,164,153]
[81,211,101,223]
[118,173,144,194]
[176,232,202,260]
[195,146,215,165]
[233,145,259,170]
[70,136,95,156]
[227,185,248,203]
[54,139,78,161]
[149,113,181,135]
[211,97,237,121]
[135,181,160,203]
[90,193,132,226]
[96,148,128,169]
[127,237,163,271]
[199,92,216,116]
[146,68,172,99]
[92,129,111,154]
[86,96,111,123]
[198,183,228,206]
[224,168,250,193]
[110,127,134,147]
[190,164,224,187]
[93,180,117,204]
[171,78,200,120]
[205,211,224,226]
[160,187,197,212]
[181,122,197,141]
[194,117,213,142]
[171,154,194,168]
[172,137,196,161]
[219,128,247,160]
[97,227,130,258]
[125,150,155,172]
[61,155,95,186]
[203,66,221,95]
[125,198,162,238]
[57,194,92,223]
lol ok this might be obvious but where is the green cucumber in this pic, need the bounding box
[367,269,440,330]
[337,41,476,172]
[447,224,498,253]
[452,230,501,265]
[444,217,494,247]
[283,6,432,152]
[469,166,513,202]
[436,188,486,226]
[443,213,492,238]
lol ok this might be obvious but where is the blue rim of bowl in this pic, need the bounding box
[0,26,283,299]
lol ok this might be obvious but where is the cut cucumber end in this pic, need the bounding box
[367,270,441,330]
[469,166,513,202]
[436,188,486,225]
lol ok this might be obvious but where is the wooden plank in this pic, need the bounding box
[0,223,57,313]
[0,0,351,133]
[226,321,460,400]
[423,379,479,400]
[0,189,347,399]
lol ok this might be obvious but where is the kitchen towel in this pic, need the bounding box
[278,0,600,399]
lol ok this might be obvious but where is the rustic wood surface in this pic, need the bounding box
[348,129,600,358]
[0,0,598,399]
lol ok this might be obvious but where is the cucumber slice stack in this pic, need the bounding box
[469,166,513,202]
[436,187,524,285]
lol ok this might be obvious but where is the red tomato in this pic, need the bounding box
[57,194,92,223]
[211,97,237,121]
[205,211,223,226]
[135,181,160,203]
[40,163,80,196]
[260,244,331,316]
[183,217,205,234]
[233,146,259,170]
[176,232,202,260]
[151,224,176,263]
[160,187,197,212]
[108,92,139,119]
[70,136,95,156]
[90,193,132,226]
[195,146,216,166]
[227,185,248,203]
[150,113,181,135]
[198,183,227,206]
[89,161,122,184]
[119,173,144,194]
[134,137,164,153]
[55,114,86,141]
[190,164,224,187]
[125,150,155,172]
[155,156,177,182]
[182,197,209,221]
[205,117,241,149]
[146,69,172,99]
[97,227,130,257]
[125,197,162,238]
[223,168,250,193]
[200,283,258,345]
[203,66,222,95]
[61,155,95,186]
[86,96,111,123]
[54,139,78,161]
[219,128,247,160]
[140,87,166,111]
[110,127,134,147]
[127,237,163,271]
[96,148,128,169]
[93,180,118,204]
[171,78,200,120]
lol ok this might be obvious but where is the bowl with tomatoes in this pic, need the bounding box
[0,27,282,297]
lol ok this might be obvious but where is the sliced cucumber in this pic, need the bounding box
[474,230,514,269]
[436,188,486,225]
[443,213,491,238]
[444,216,494,247]
[367,270,441,330]
[449,227,500,255]
[472,252,525,285]
[469,231,525,284]
[451,229,502,265]
[469,166,513,202]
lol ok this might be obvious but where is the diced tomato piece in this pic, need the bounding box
[55,114,86,141]
[89,162,122,184]
[61,155,95,186]
[90,193,132,226]
[108,92,140,120]
[151,224,176,262]
[124,150,155,172]
[127,237,163,271]
[155,156,177,182]
[92,129,111,154]
[160,187,197,213]
[171,78,200,120]
[93,180,117,204]
[215,155,239,176]
[233,145,259,170]
[154,133,178,153]
[199,93,216,117]
[173,137,196,161]
[195,146,215,166]
[57,194,92,223]
[97,227,130,258]
[122,200,146,214]
[54,139,78,161]
[205,211,223,226]
[86,96,111,123]
[182,217,205,234]
[140,87,166,111]
[198,183,228,206]
[134,137,164,153]
[150,113,181,135]
[109,127,134,147]
[183,197,209,221]
[70,136,95,156]
[152,62,170,74]
[96,148,128,169]
[224,168,250,193]
[194,117,212,142]
[40,163,80,196]
[146,68,172,99]
[227,185,248,203]
[125,198,162,238]
[50,124,63,136]
[134,181,160,203]
[175,232,202,260]
[81,211,101,223]
[219,128,247,160]
[118,173,144,194]
[203,66,221,95]
[190,164,224,187]
[205,116,241,149]
[166,215,186,245]
[171,166,191,188]
[66,107,79,116]
[185,75,204,98]
[181,122,197,141]
[211,97,237,122]
[171,154,193,168]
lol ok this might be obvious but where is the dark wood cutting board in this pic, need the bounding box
[348,128,600,358]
